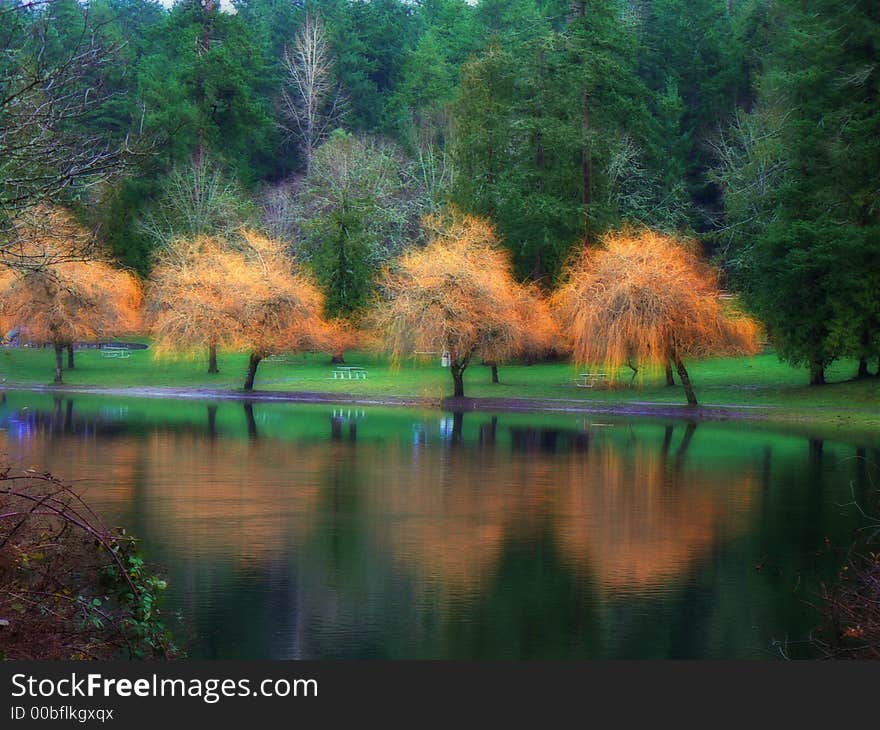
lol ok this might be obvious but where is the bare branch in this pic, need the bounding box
[278,13,347,174]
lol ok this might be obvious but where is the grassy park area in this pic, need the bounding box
[2,343,877,430]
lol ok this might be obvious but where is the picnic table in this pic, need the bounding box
[575,372,608,389]
[331,366,367,380]
[100,347,131,359]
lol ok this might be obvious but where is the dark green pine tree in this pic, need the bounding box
[452,1,661,282]
[636,0,743,229]
[98,0,279,272]
[717,0,880,383]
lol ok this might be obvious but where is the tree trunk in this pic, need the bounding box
[491,363,499,384]
[479,416,498,447]
[208,343,219,374]
[67,344,75,369]
[665,361,675,386]
[451,411,463,445]
[672,352,697,406]
[52,344,64,384]
[243,352,262,391]
[244,402,257,439]
[331,353,345,364]
[675,421,698,472]
[450,361,466,398]
[809,360,826,386]
[207,404,217,439]
[857,357,869,379]
[660,425,674,464]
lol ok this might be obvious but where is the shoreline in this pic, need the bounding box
[0,381,797,422]
[2,382,877,434]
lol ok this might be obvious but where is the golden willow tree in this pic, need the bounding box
[371,212,557,398]
[147,235,246,374]
[234,230,330,390]
[147,230,331,390]
[554,229,759,406]
[0,207,142,384]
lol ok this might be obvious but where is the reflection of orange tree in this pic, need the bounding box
[0,426,324,564]
[124,432,326,562]
[363,423,758,597]
[362,444,520,594]
[0,426,140,507]
[552,434,757,592]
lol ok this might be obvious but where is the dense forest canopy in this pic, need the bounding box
[1,0,878,384]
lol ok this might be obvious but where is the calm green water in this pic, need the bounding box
[1,391,875,659]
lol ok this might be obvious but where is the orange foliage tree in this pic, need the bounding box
[234,230,330,390]
[554,228,759,405]
[147,235,248,375]
[147,230,331,390]
[371,211,557,398]
[0,207,142,384]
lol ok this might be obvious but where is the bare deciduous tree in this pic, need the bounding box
[0,2,136,268]
[138,156,253,249]
[709,101,792,259]
[279,13,346,174]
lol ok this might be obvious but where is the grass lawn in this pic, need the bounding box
[1,341,877,429]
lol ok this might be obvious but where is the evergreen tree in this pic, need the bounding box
[452,2,661,281]
[716,0,880,382]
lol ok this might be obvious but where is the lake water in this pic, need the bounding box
[1,390,875,659]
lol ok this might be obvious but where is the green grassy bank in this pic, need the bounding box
[1,343,877,430]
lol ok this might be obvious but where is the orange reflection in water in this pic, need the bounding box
[1,409,759,598]
[362,427,757,596]
[552,441,757,592]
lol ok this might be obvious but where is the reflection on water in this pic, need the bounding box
[0,393,874,659]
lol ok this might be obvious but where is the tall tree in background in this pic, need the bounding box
[136,0,276,180]
[321,0,419,131]
[270,131,429,319]
[452,3,661,280]
[98,0,278,273]
[279,13,346,174]
[636,0,743,230]
[714,0,880,383]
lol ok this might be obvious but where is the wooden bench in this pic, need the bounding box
[575,372,608,389]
